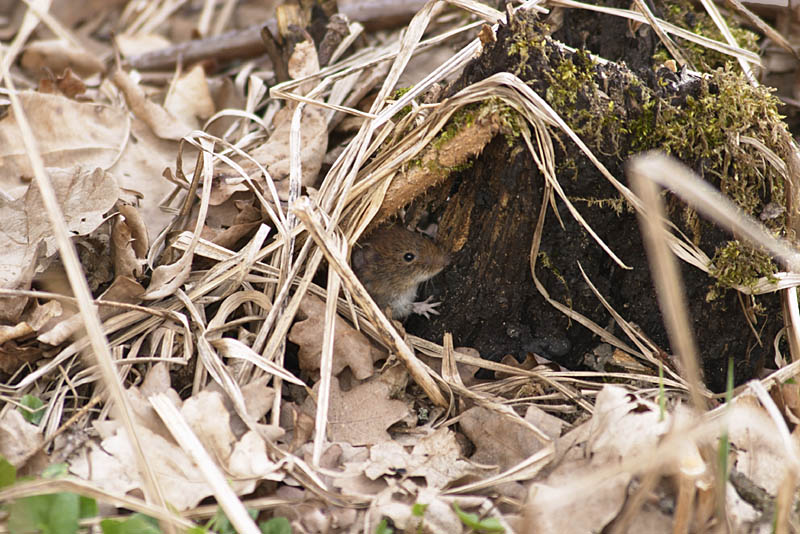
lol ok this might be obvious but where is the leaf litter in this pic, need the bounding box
[0,0,799,533]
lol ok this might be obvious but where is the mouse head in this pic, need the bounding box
[352,226,450,290]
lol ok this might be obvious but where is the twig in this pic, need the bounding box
[127,24,270,71]
[127,0,428,71]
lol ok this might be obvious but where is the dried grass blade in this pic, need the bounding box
[212,0,237,36]
[632,0,692,68]
[747,380,800,471]
[312,266,342,466]
[182,131,289,233]
[0,479,195,529]
[444,0,505,22]
[19,0,101,63]
[547,0,762,65]
[445,445,555,494]
[0,0,51,86]
[629,152,800,272]
[410,335,597,413]
[576,262,689,386]
[149,393,261,534]
[725,0,798,60]
[627,155,708,411]
[168,292,237,404]
[696,0,756,83]
[2,47,176,528]
[211,338,305,386]
[528,162,644,375]
[775,470,797,534]
[144,139,216,300]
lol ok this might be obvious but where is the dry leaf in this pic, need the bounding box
[228,430,280,480]
[728,398,796,495]
[332,446,389,496]
[525,404,565,435]
[0,338,49,373]
[291,406,316,452]
[0,92,128,195]
[461,405,556,472]
[772,379,800,424]
[0,409,43,467]
[525,386,671,531]
[69,371,281,510]
[0,323,34,345]
[139,361,174,397]
[164,64,215,129]
[290,294,386,380]
[21,40,105,78]
[28,297,66,330]
[271,489,349,533]
[50,0,127,29]
[109,117,189,239]
[38,275,144,345]
[112,69,195,141]
[306,376,409,446]
[115,33,172,57]
[38,68,88,99]
[366,427,482,488]
[111,204,148,279]
[72,422,217,510]
[242,103,327,200]
[526,471,631,533]
[208,221,261,249]
[4,167,119,256]
[143,252,192,300]
[219,41,327,204]
[421,346,480,386]
[182,390,238,464]
[586,386,667,463]
[0,241,43,322]
[0,168,118,322]
[376,489,462,534]
[240,378,276,422]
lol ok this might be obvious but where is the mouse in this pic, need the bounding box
[351,225,449,319]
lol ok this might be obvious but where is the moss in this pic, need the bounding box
[707,241,778,300]
[542,52,626,157]
[498,103,527,147]
[511,29,637,159]
[507,19,549,78]
[628,69,787,236]
[629,70,787,292]
[389,87,413,122]
[538,252,572,310]
[632,70,787,293]
[500,9,787,297]
[431,103,480,149]
[405,104,480,171]
[653,0,760,70]
[568,196,631,216]
[416,98,523,173]
[503,14,627,157]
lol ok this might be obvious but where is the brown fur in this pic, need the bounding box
[352,226,449,317]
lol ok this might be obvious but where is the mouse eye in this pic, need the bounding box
[403,252,416,262]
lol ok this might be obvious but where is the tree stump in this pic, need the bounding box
[408,5,792,391]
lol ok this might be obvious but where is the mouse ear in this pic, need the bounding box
[351,244,377,272]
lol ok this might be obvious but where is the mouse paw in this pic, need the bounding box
[412,296,441,319]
